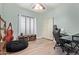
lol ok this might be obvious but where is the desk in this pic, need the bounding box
[60,34,79,54]
[61,36,72,41]
[73,33,79,37]
[61,33,79,42]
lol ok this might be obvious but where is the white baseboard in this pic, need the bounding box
[41,37,53,41]
[37,36,54,41]
[36,36,43,39]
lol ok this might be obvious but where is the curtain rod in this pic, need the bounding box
[18,14,35,18]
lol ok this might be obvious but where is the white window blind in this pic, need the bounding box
[18,15,37,35]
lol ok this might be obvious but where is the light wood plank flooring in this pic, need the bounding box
[7,38,65,55]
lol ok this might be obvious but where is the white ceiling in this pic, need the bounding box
[17,3,60,13]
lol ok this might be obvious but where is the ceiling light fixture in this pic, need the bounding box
[32,3,46,10]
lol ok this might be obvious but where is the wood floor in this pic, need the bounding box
[7,38,65,55]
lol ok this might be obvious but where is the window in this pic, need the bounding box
[18,14,37,35]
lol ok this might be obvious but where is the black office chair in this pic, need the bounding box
[53,25,73,54]
[53,25,64,49]
[53,28,67,54]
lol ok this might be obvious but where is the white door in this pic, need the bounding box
[42,17,53,40]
